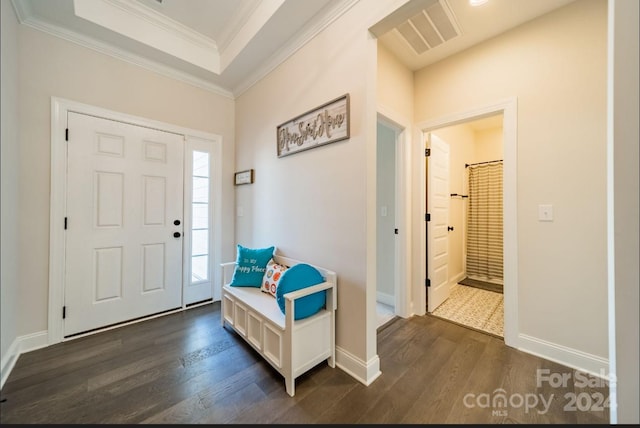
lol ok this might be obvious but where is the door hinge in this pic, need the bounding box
[425,148,431,157]
[425,213,431,222]
[65,128,69,141]
[425,278,431,287]
[62,306,66,319]
[64,217,68,230]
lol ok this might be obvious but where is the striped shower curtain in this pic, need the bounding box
[466,162,503,282]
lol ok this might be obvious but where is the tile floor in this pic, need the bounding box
[431,283,504,337]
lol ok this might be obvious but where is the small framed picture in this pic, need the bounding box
[234,169,254,185]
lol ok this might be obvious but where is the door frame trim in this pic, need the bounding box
[377,109,412,318]
[49,97,222,344]
[414,97,518,347]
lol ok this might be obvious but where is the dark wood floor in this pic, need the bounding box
[0,302,610,424]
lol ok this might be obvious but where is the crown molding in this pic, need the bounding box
[12,3,234,99]
[232,0,360,97]
[11,0,360,100]
[72,0,220,73]
[106,0,218,51]
[215,0,264,54]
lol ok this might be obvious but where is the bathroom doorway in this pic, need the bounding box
[427,113,505,338]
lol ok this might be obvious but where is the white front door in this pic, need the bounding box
[427,133,450,312]
[64,112,184,336]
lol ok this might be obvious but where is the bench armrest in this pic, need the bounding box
[221,261,237,287]
[283,280,336,331]
[282,281,335,302]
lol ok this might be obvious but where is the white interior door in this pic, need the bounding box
[64,112,184,336]
[427,133,450,312]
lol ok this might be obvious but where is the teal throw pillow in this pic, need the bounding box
[229,245,275,287]
[276,263,326,320]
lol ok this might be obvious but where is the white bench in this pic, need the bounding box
[220,255,337,396]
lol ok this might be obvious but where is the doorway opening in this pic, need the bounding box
[417,97,518,347]
[376,119,398,329]
[426,114,505,338]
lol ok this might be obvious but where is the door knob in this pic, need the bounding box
[174,219,181,226]
[447,226,454,232]
[173,232,181,238]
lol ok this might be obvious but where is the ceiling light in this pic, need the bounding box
[469,0,488,6]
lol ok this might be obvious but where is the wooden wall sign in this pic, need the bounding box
[276,94,350,158]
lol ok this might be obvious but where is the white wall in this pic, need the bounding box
[415,0,608,361]
[1,0,21,384]
[14,25,236,339]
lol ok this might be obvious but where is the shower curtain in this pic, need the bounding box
[466,162,503,283]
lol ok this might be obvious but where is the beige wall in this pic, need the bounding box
[475,127,503,164]
[377,43,414,122]
[1,0,20,372]
[376,40,414,315]
[235,0,407,368]
[16,25,236,338]
[415,0,608,357]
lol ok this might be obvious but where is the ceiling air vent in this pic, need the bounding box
[395,0,461,55]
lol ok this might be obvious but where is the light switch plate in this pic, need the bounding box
[538,204,553,221]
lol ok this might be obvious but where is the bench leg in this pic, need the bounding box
[285,377,295,397]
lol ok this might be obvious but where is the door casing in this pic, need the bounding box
[49,97,222,344]
[414,97,518,348]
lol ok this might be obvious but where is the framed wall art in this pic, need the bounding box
[276,94,350,158]
[234,169,254,185]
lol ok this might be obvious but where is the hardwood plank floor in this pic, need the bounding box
[0,302,610,424]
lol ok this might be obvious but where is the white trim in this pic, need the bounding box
[0,338,19,390]
[11,1,233,98]
[1,331,49,390]
[49,97,223,345]
[183,136,223,304]
[11,0,359,100]
[518,334,609,379]
[335,345,382,386]
[414,97,519,348]
[449,271,465,287]
[376,291,395,307]
[606,0,617,423]
[73,0,220,74]
[232,0,360,97]
[377,107,412,319]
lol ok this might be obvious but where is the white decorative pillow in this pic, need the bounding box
[261,258,288,297]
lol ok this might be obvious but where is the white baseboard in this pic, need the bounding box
[450,271,465,286]
[376,291,394,307]
[518,333,609,379]
[1,338,20,390]
[335,345,381,387]
[0,330,49,390]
